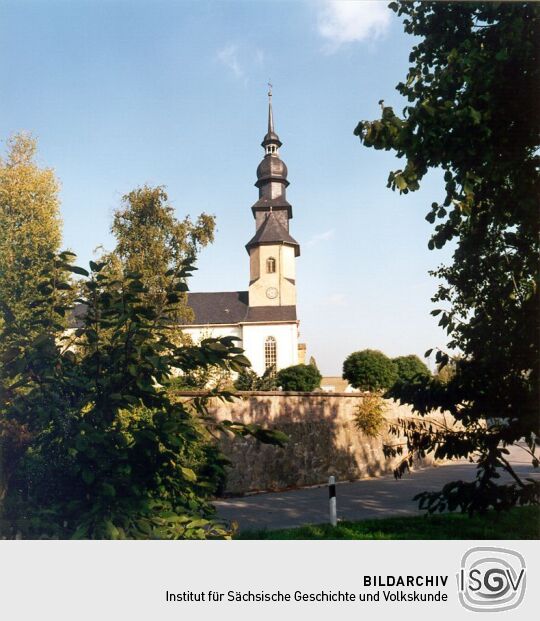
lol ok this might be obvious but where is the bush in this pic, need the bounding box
[342,349,397,392]
[276,364,322,392]
[354,394,386,438]
[392,355,430,384]
[234,366,278,391]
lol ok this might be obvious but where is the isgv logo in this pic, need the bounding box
[457,547,526,612]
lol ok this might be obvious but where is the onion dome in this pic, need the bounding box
[256,156,288,184]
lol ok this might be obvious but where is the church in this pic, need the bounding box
[180,93,304,376]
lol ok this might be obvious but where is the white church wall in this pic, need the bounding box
[181,325,243,345]
[241,322,298,375]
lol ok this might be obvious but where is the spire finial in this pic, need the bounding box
[267,81,274,133]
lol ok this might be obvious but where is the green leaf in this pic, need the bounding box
[233,355,251,367]
[187,518,209,528]
[89,260,104,272]
[67,265,90,277]
[104,520,120,539]
[82,470,95,484]
[180,467,197,482]
[101,483,116,498]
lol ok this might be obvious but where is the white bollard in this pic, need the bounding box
[328,475,337,526]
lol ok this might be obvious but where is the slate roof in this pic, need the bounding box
[245,212,300,256]
[186,291,248,325]
[262,130,282,147]
[256,155,288,184]
[251,197,292,219]
[70,295,296,328]
[245,305,296,322]
[185,291,296,326]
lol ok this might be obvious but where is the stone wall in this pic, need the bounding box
[177,392,448,495]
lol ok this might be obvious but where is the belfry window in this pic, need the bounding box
[266,257,276,274]
[264,336,277,372]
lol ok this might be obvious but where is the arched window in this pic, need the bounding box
[264,336,277,372]
[266,257,276,274]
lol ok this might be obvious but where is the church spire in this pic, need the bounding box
[267,83,274,134]
[262,83,282,154]
[251,86,293,232]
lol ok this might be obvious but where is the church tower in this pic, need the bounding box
[246,89,300,308]
[180,89,301,376]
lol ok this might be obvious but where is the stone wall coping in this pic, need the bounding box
[172,390,368,398]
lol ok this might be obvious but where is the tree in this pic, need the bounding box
[392,355,430,384]
[355,2,539,513]
[234,366,278,391]
[0,253,287,539]
[108,185,215,324]
[342,349,397,392]
[0,134,62,507]
[0,133,62,342]
[276,364,322,392]
[309,356,319,371]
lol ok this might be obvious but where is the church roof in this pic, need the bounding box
[245,305,297,322]
[71,295,296,329]
[245,212,300,256]
[186,291,249,324]
[251,197,292,219]
[185,291,297,325]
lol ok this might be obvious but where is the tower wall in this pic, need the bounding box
[260,180,287,200]
[249,244,296,307]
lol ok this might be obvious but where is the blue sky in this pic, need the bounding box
[0,1,452,375]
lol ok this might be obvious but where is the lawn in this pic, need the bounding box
[236,505,540,540]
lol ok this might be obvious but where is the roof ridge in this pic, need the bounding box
[188,290,248,296]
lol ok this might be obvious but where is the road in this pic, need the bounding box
[214,446,538,531]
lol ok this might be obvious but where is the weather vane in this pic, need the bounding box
[268,80,273,98]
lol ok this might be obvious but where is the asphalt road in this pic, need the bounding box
[214,446,539,532]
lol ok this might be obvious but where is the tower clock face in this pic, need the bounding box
[266,287,278,300]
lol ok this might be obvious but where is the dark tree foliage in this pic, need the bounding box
[0,254,286,539]
[393,355,430,384]
[355,2,540,513]
[276,364,322,392]
[342,350,397,392]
